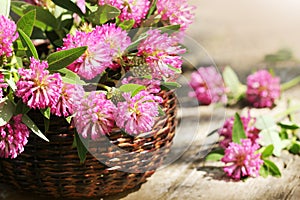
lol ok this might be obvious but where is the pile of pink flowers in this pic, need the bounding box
[0,0,195,159]
[221,139,263,180]
[246,69,281,108]
[189,66,227,105]
[189,67,281,108]
[218,113,260,148]
[218,113,263,180]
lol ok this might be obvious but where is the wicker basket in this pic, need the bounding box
[0,90,177,199]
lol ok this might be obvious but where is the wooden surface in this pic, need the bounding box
[118,85,300,200]
[1,0,300,199]
[2,85,299,200]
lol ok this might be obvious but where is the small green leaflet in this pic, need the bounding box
[126,32,148,52]
[222,66,246,104]
[278,121,300,130]
[66,116,72,124]
[259,128,283,157]
[161,82,181,90]
[47,46,87,71]
[15,100,30,115]
[288,140,300,154]
[40,107,51,120]
[44,118,50,133]
[168,65,182,73]
[157,25,181,35]
[74,130,88,163]
[158,106,165,116]
[205,148,225,161]
[117,19,135,30]
[232,113,247,144]
[22,114,49,142]
[11,2,58,30]
[17,9,36,37]
[255,115,284,156]
[18,28,39,59]
[119,84,146,96]
[58,68,86,85]
[146,0,157,18]
[52,0,84,17]
[0,98,15,126]
[260,144,274,159]
[86,5,120,25]
[259,159,281,178]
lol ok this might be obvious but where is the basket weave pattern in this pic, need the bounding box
[0,90,177,198]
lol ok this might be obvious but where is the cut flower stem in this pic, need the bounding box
[281,75,300,91]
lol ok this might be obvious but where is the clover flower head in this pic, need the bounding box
[0,115,30,159]
[16,57,62,109]
[94,24,131,63]
[73,92,116,140]
[0,15,18,57]
[51,83,76,117]
[157,0,195,31]
[115,90,163,135]
[218,113,260,149]
[246,70,280,108]
[137,29,186,79]
[189,66,227,105]
[221,139,263,180]
[99,0,150,27]
[61,29,112,80]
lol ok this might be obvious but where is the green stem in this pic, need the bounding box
[93,83,111,91]
[281,75,300,91]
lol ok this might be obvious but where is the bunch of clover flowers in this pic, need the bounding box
[205,111,288,181]
[218,113,263,180]
[57,22,186,139]
[0,8,187,159]
[189,66,300,108]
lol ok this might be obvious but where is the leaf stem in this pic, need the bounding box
[93,83,112,91]
[281,75,300,91]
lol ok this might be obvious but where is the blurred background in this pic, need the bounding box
[186,0,300,81]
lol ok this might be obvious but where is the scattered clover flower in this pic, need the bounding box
[0,115,30,159]
[94,24,131,65]
[246,70,280,108]
[218,113,260,149]
[157,0,195,31]
[50,83,75,117]
[16,57,62,109]
[221,139,263,180]
[73,92,116,140]
[0,15,18,57]
[0,73,7,100]
[137,29,186,79]
[115,90,163,135]
[60,29,112,80]
[189,66,227,105]
[98,0,150,27]
[122,76,161,94]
